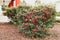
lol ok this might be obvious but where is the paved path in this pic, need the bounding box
[0,23,60,40]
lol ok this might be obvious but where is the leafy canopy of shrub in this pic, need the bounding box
[6,6,56,37]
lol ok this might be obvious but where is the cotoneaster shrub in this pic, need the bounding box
[6,6,56,38]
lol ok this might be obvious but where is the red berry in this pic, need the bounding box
[43,17,47,21]
[26,14,31,19]
[26,15,30,19]
[23,23,28,27]
[32,29,37,32]
[32,17,38,22]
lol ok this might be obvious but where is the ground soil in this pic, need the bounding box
[0,23,60,40]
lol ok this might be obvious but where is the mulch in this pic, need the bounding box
[0,23,60,40]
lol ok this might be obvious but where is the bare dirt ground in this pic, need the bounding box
[0,23,60,40]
